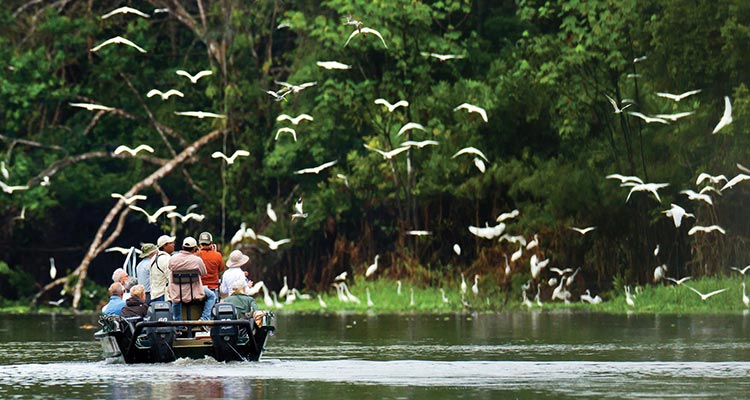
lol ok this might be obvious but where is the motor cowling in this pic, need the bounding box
[145,301,176,362]
[211,302,241,361]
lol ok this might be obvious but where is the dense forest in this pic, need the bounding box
[1,0,749,310]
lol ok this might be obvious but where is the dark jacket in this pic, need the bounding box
[121,296,148,318]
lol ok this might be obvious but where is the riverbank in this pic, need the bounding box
[6,276,748,315]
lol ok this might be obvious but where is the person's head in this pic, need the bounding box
[157,235,176,253]
[139,243,158,259]
[124,276,138,291]
[108,282,124,297]
[198,232,213,248]
[231,279,248,295]
[112,268,128,284]
[130,284,145,300]
[182,236,198,252]
[226,249,249,268]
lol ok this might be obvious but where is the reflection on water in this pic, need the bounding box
[2,311,750,399]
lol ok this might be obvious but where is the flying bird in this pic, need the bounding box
[420,52,465,61]
[146,89,184,100]
[176,69,213,84]
[662,203,694,228]
[655,89,702,102]
[453,103,488,122]
[688,225,726,235]
[666,276,692,285]
[0,161,8,180]
[256,234,291,250]
[363,143,409,160]
[294,160,338,175]
[275,127,297,142]
[654,111,695,122]
[400,140,439,149]
[496,209,520,223]
[266,203,277,222]
[624,182,670,203]
[0,181,29,194]
[679,190,713,206]
[605,94,632,114]
[605,173,644,185]
[264,89,290,102]
[276,114,313,125]
[720,173,750,191]
[627,111,669,124]
[211,150,250,164]
[128,204,177,224]
[452,147,489,162]
[291,198,307,220]
[730,265,750,275]
[316,61,352,70]
[344,27,388,48]
[69,102,115,111]
[374,98,409,112]
[570,226,596,235]
[100,6,150,19]
[397,122,425,136]
[275,80,318,94]
[406,230,432,236]
[166,211,206,223]
[114,144,155,157]
[174,111,226,119]
[696,173,728,186]
[712,96,732,134]
[90,36,147,53]
[683,284,728,301]
[104,246,140,255]
[111,193,147,205]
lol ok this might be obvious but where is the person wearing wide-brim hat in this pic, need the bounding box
[135,243,158,304]
[220,250,250,299]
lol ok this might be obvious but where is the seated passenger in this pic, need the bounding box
[167,236,216,322]
[121,284,148,318]
[102,282,126,316]
[223,279,266,327]
[220,250,250,299]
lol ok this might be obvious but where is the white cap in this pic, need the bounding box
[157,235,176,248]
[182,236,198,248]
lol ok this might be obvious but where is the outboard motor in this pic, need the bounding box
[210,303,240,361]
[144,301,176,362]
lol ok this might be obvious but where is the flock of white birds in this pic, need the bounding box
[5,7,747,310]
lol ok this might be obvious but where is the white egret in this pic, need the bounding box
[90,36,147,53]
[696,173,728,186]
[605,94,631,114]
[625,286,635,307]
[453,244,461,255]
[101,6,150,19]
[440,288,450,303]
[624,182,670,203]
[679,189,713,206]
[421,52,465,61]
[654,111,695,121]
[526,234,539,250]
[365,255,379,278]
[452,146,489,162]
[69,102,114,111]
[712,96,733,134]
[565,267,580,287]
[683,284,728,301]
[666,276,692,285]
[400,140,439,148]
[605,173,644,185]
[128,205,176,224]
[334,271,348,282]
[0,181,29,194]
[211,150,250,164]
[397,280,402,296]
[410,287,415,307]
[655,89,701,102]
[49,257,57,280]
[687,225,726,235]
[275,81,317,94]
[318,294,328,309]
[374,98,408,112]
[569,226,596,235]
[363,143,409,160]
[0,161,8,180]
[743,282,749,308]
[654,244,660,257]
[653,264,667,283]
[460,273,467,295]
[366,288,374,307]
[473,157,486,173]
[397,122,426,136]
[344,27,388,48]
[453,103,488,122]
[496,209,520,223]
[266,203,277,222]
[730,265,750,275]
[166,211,206,223]
[262,285,273,307]
[316,61,352,70]
[627,111,669,124]
[256,234,291,250]
[293,160,338,175]
[278,276,289,299]
[471,275,479,296]
[291,198,307,221]
[176,69,212,84]
[114,144,154,156]
[146,89,184,100]
[720,173,750,191]
[663,203,694,228]
[276,114,313,125]
[174,111,226,119]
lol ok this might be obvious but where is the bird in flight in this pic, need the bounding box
[176,69,212,84]
[344,27,388,48]
[688,225,726,235]
[624,182,670,203]
[128,205,177,224]
[275,81,317,94]
[712,96,733,134]
[174,111,226,119]
[211,150,250,164]
[406,230,432,236]
[454,103,488,122]
[400,140,439,149]
[420,52,465,61]
[655,89,701,102]
[605,94,632,114]
[257,234,291,250]
[0,180,29,194]
[374,98,409,113]
[266,203,277,222]
[627,111,669,124]
[397,122,425,136]
[276,114,313,125]
[364,143,409,160]
[654,111,695,122]
[111,193,147,205]
[570,226,596,235]
[90,36,147,53]
[682,284,728,301]
[679,190,713,206]
[114,144,155,157]
[264,89,290,102]
[605,173,644,185]
[167,211,205,223]
[316,61,352,70]
[105,246,140,255]
[69,102,115,112]
[730,265,750,275]
[696,173,727,186]
[294,160,338,175]
[665,276,692,285]
[147,89,184,100]
[720,173,750,192]
[101,6,150,19]
[275,127,297,142]
[452,146,489,162]
[291,198,308,220]
[662,203,694,228]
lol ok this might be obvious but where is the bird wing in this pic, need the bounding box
[147,89,162,98]
[452,147,489,162]
[176,70,194,80]
[655,92,679,101]
[231,150,250,159]
[276,114,292,122]
[113,145,135,155]
[211,151,229,162]
[704,288,728,298]
[374,98,392,108]
[397,122,425,136]
[605,94,619,111]
[712,96,733,134]
[164,89,184,98]
[101,6,150,19]
[128,204,149,216]
[166,211,186,221]
[343,29,360,47]
[134,144,155,154]
[152,205,177,219]
[362,27,388,48]
[115,37,147,53]
[193,70,213,81]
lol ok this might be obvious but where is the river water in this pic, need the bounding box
[1,311,750,399]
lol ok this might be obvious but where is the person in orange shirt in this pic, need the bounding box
[198,231,224,297]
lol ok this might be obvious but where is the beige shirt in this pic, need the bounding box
[149,251,171,300]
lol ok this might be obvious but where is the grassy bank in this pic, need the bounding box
[5,276,748,315]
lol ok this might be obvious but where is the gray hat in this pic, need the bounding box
[139,243,158,258]
[198,231,213,245]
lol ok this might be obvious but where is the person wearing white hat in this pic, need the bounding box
[168,236,216,322]
[220,249,250,299]
[150,235,175,302]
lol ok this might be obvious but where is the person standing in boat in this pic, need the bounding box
[223,279,266,327]
[197,232,224,298]
[102,282,126,315]
[121,284,149,317]
[135,243,157,304]
[220,249,250,299]
[168,236,216,321]
[150,235,175,303]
